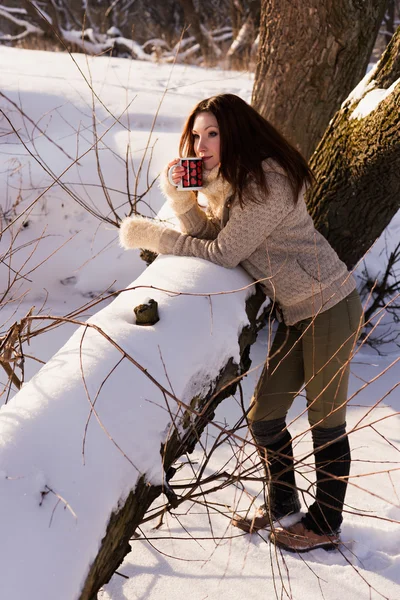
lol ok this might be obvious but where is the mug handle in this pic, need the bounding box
[168,162,181,187]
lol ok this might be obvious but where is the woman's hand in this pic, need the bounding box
[159,159,198,215]
[119,215,167,251]
[168,158,185,186]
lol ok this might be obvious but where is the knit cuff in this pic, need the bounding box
[159,227,182,255]
[159,166,197,216]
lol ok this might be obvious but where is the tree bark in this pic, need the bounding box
[226,0,260,69]
[252,0,388,159]
[307,26,400,269]
[230,0,244,39]
[178,0,220,65]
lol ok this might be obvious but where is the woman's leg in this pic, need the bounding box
[270,290,364,549]
[238,323,305,528]
[305,425,351,533]
[248,322,305,424]
[301,289,363,534]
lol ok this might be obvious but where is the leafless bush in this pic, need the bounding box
[358,239,400,352]
[0,41,165,398]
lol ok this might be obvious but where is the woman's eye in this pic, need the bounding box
[193,133,199,139]
[209,131,218,137]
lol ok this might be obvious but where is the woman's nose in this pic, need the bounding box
[198,141,207,153]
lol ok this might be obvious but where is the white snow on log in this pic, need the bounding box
[350,77,400,120]
[0,254,255,600]
[113,36,152,61]
[61,28,106,54]
[107,26,122,38]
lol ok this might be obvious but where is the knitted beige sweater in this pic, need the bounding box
[155,160,355,325]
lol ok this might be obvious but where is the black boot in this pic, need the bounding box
[304,427,351,535]
[232,428,300,532]
[259,428,301,520]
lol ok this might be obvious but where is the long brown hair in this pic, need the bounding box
[179,94,313,206]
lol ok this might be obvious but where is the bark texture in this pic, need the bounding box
[78,285,265,600]
[307,27,400,269]
[252,0,387,159]
[227,0,260,68]
[178,0,220,65]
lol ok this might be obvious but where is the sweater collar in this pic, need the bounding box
[201,165,233,205]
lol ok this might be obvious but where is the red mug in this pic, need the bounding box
[168,157,203,190]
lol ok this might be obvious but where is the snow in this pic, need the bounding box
[345,64,377,109]
[356,211,400,287]
[350,77,400,120]
[345,54,400,120]
[0,47,399,600]
[0,255,254,600]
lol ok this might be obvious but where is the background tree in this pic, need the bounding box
[226,0,260,68]
[382,0,400,46]
[252,0,388,159]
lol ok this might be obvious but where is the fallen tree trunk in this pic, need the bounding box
[79,272,264,600]
[0,255,265,600]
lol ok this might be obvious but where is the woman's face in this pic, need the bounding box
[192,111,220,170]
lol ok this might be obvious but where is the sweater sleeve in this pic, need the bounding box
[158,172,295,268]
[174,203,221,240]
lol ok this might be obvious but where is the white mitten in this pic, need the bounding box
[159,166,197,216]
[119,215,170,252]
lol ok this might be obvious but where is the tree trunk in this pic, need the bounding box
[0,252,265,600]
[226,0,260,69]
[307,26,400,269]
[79,285,264,599]
[178,0,220,65]
[230,0,244,39]
[252,0,387,159]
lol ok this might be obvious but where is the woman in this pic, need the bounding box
[119,94,364,552]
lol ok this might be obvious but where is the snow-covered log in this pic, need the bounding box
[0,255,265,600]
[0,4,231,64]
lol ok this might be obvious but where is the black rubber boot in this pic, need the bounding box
[232,428,300,532]
[304,433,351,535]
[259,428,301,519]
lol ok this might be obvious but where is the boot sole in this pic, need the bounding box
[231,509,300,534]
[271,537,340,553]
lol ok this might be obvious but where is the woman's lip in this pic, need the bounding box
[202,156,212,160]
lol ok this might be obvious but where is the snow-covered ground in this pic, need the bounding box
[0,47,399,600]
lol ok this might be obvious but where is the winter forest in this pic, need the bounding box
[0,1,400,599]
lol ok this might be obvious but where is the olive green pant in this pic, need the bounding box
[248,289,364,429]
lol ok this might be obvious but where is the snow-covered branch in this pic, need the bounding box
[0,3,232,65]
[0,6,43,41]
